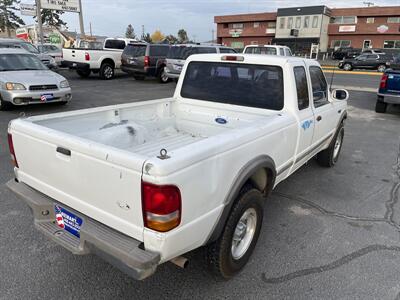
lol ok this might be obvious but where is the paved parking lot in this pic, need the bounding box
[1,70,400,299]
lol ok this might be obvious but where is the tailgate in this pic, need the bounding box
[387,72,400,93]
[10,119,146,241]
[62,48,87,63]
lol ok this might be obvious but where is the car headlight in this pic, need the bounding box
[5,82,26,90]
[50,57,56,65]
[60,80,70,88]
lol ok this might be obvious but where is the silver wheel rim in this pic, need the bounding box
[344,64,351,71]
[231,208,257,260]
[104,66,113,78]
[161,68,168,82]
[333,130,343,160]
[378,66,385,72]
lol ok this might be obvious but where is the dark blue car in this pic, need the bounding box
[376,56,400,113]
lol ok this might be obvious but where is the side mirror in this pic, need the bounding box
[332,89,349,101]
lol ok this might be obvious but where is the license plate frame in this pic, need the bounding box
[40,94,54,102]
[54,204,83,238]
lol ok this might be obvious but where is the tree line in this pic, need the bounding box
[125,24,192,44]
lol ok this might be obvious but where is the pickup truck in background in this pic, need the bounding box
[376,59,400,113]
[62,38,136,80]
[7,54,348,280]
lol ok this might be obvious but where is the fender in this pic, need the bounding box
[206,155,276,244]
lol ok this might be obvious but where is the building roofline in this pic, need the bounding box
[214,12,277,23]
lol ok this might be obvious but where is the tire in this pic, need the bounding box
[343,63,352,71]
[375,97,387,113]
[58,101,68,106]
[133,75,145,81]
[206,185,264,279]
[377,65,386,73]
[317,125,344,168]
[0,98,12,111]
[76,69,91,78]
[158,66,170,84]
[99,63,114,80]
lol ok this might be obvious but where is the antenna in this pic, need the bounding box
[363,1,374,7]
[329,64,336,92]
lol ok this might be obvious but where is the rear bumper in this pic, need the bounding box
[63,60,91,71]
[378,93,400,104]
[165,70,180,79]
[6,179,160,280]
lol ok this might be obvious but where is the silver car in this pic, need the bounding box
[37,44,63,66]
[165,44,236,80]
[0,38,58,69]
[0,49,72,110]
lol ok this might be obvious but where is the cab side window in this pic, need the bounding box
[294,66,309,110]
[309,66,329,108]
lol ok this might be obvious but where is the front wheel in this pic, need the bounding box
[206,185,264,279]
[343,63,352,71]
[99,63,114,80]
[317,125,344,167]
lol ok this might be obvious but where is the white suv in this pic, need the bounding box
[243,45,292,56]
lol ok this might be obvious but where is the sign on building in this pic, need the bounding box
[338,25,356,33]
[20,3,36,16]
[229,29,243,38]
[40,0,80,12]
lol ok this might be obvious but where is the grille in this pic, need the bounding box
[29,84,58,91]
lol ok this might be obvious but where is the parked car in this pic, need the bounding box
[7,54,348,280]
[376,57,400,113]
[331,47,361,60]
[338,53,391,72]
[36,43,63,66]
[0,38,57,69]
[121,43,170,83]
[165,44,236,81]
[243,45,292,56]
[62,38,135,79]
[362,49,385,55]
[0,49,71,110]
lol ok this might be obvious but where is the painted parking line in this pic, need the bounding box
[331,85,377,93]
[323,70,383,76]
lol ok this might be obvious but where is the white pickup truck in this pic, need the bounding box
[62,38,136,80]
[7,54,348,280]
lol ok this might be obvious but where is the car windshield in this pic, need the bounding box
[181,61,284,110]
[19,42,40,54]
[167,46,187,59]
[0,53,47,71]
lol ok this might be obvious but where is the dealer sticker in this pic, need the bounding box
[54,205,83,238]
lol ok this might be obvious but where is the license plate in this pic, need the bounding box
[40,94,54,102]
[54,205,83,238]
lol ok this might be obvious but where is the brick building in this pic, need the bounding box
[215,5,400,53]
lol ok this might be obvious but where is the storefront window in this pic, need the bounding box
[312,16,319,28]
[304,16,310,28]
[330,16,357,24]
[331,40,351,48]
[279,17,285,29]
[387,17,400,23]
[383,40,400,48]
[232,23,244,29]
[295,17,301,29]
[287,17,293,29]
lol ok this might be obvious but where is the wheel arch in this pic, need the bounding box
[206,155,276,244]
[101,58,115,68]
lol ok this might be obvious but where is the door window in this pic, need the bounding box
[294,66,309,110]
[309,66,329,108]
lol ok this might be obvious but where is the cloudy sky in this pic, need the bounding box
[20,0,398,41]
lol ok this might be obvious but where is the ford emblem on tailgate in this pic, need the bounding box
[215,117,227,124]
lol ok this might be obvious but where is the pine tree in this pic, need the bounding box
[34,9,67,28]
[125,24,135,39]
[142,33,152,43]
[0,0,25,37]
[177,29,189,43]
[165,34,178,44]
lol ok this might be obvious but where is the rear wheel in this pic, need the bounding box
[377,64,386,73]
[99,63,114,80]
[206,185,264,279]
[76,69,91,78]
[317,125,344,168]
[158,66,170,84]
[343,63,352,71]
[375,97,387,113]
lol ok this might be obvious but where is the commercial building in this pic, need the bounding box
[215,5,400,54]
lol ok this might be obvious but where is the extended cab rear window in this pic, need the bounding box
[245,47,277,55]
[181,61,284,110]
[123,44,147,57]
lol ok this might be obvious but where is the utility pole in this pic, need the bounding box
[89,22,92,36]
[36,0,44,44]
[211,29,215,43]
[363,1,374,7]
[142,25,145,39]
[78,0,85,37]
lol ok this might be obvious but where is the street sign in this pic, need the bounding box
[20,3,36,16]
[40,0,80,12]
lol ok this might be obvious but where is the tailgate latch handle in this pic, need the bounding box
[56,147,71,156]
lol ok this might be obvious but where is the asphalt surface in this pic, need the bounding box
[325,70,381,90]
[1,70,400,299]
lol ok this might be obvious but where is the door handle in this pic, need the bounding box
[57,147,71,156]
[316,116,322,122]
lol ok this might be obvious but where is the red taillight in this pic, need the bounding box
[144,56,150,67]
[380,74,388,89]
[142,182,181,232]
[7,133,18,168]
[85,52,90,61]
[221,55,244,61]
